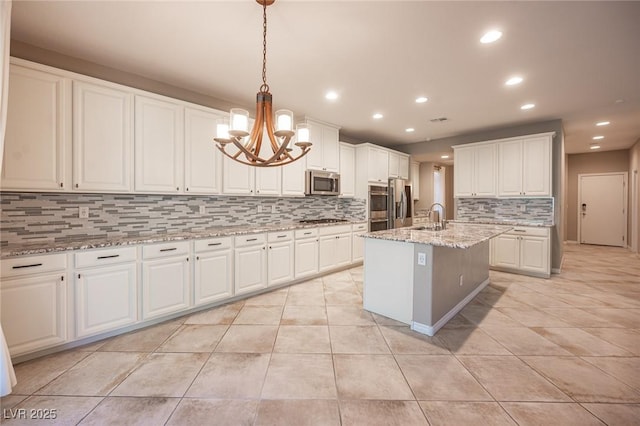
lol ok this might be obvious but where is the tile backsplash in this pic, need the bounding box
[455,198,554,225]
[0,192,366,247]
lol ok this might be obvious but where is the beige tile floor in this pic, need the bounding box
[1,244,639,425]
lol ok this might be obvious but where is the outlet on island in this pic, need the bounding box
[417,252,426,266]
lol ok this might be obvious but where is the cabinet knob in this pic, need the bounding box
[196,256,199,260]
[75,183,79,188]
[60,182,64,188]
[186,188,189,191]
[176,187,179,191]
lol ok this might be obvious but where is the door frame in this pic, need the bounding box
[631,170,638,252]
[577,172,628,247]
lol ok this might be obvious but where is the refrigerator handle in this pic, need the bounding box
[400,190,407,222]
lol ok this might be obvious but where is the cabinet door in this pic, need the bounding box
[223,155,255,195]
[195,249,233,305]
[268,240,294,286]
[352,231,365,263]
[234,244,267,295]
[519,236,549,274]
[522,136,551,196]
[76,264,137,337]
[498,140,523,197]
[474,144,496,197]
[142,257,190,319]
[0,274,67,356]
[370,148,389,184]
[490,234,520,268]
[453,147,474,197]
[410,161,420,200]
[335,234,353,267]
[281,153,305,196]
[2,65,71,191]
[305,121,324,170]
[322,125,340,172]
[255,167,281,196]
[398,155,410,180]
[134,95,184,193]
[295,238,318,278]
[339,143,355,197]
[184,107,222,194]
[318,235,336,272]
[388,152,400,178]
[73,81,133,192]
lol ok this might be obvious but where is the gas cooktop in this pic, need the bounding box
[298,218,349,224]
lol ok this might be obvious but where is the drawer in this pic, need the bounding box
[319,224,352,236]
[143,241,190,260]
[1,253,67,278]
[508,227,550,237]
[295,228,318,239]
[194,236,233,253]
[235,233,266,247]
[75,246,137,268]
[268,230,294,242]
[352,222,367,232]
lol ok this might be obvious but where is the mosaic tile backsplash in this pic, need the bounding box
[0,193,367,247]
[455,198,554,225]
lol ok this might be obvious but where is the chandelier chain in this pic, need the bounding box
[261,1,269,93]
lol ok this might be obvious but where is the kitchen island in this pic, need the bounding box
[361,222,511,336]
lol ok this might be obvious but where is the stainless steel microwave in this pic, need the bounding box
[305,170,340,196]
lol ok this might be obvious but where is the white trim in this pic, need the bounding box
[411,277,490,336]
[577,172,628,247]
[451,131,556,149]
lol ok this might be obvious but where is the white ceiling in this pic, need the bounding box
[10,0,640,161]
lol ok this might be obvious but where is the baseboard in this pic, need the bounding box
[411,277,490,337]
[564,240,579,245]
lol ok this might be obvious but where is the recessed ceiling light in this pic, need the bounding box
[505,76,523,86]
[373,113,383,119]
[596,121,610,126]
[593,136,604,140]
[590,144,601,150]
[405,128,415,133]
[480,30,502,44]
[415,97,428,103]
[441,155,450,159]
[520,103,535,110]
[325,91,338,100]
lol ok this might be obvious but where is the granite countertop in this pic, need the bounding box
[449,219,554,228]
[1,220,367,258]
[361,222,513,249]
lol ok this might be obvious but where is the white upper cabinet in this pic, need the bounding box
[305,119,340,172]
[255,166,282,196]
[73,81,133,192]
[281,154,306,196]
[134,95,184,193]
[498,134,552,197]
[339,142,355,197]
[453,143,496,197]
[410,160,420,200]
[2,64,71,191]
[184,106,223,194]
[389,151,409,179]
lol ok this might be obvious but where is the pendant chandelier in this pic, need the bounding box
[214,0,312,167]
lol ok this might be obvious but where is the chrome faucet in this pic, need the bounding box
[427,202,447,230]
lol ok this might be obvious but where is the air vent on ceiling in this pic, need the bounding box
[430,117,449,123]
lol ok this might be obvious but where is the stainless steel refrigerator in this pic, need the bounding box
[388,178,413,228]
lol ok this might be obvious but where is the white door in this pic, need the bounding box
[142,257,190,319]
[234,244,267,295]
[194,249,233,305]
[268,240,294,286]
[522,136,551,196]
[579,173,627,247]
[322,125,340,172]
[184,107,222,194]
[294,238,318,278]
[73,81,133,192]
[474,144,497,197]
[453,147,474,197]
[519,236,549,274]
[491,234,520,268]
[282,153,306,196]
[334,234,353,267]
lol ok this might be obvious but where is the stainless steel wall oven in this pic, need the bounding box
[368,185,388,231]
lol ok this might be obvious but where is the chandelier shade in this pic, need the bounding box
[214,0,311,167]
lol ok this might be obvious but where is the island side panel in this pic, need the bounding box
[412,241,490,334]
[362,238,415,324]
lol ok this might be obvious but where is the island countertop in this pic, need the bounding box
[361,222,513,249]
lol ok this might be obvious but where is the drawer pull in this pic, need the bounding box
[277,235,287,238]
[208,242,222,246]
[512,230,526,233]
[12,263,43,269]
[160,247,178,252]
[303,232,312,235]
[246,238,258,242]
[97,254,120,260]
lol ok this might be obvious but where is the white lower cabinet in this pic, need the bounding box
[193,237,234,306]
[0,253,68,356]
[319,225,352,272]
[267,231,294,286]
[351,222,367,263]
[294,228,319,279]
[75,247,138,338]
[142,242,191,319]
[234,234,267,295]
[491,226,550,277]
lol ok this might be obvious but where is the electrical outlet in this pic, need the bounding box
[78,206,89,219]
[335,204,339,211]
[271,205,277,213]
[258,205,264,213]
[417,252,426,266]
[520,204,526,212]
[199,205,206,215]
[479,205,485,212]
